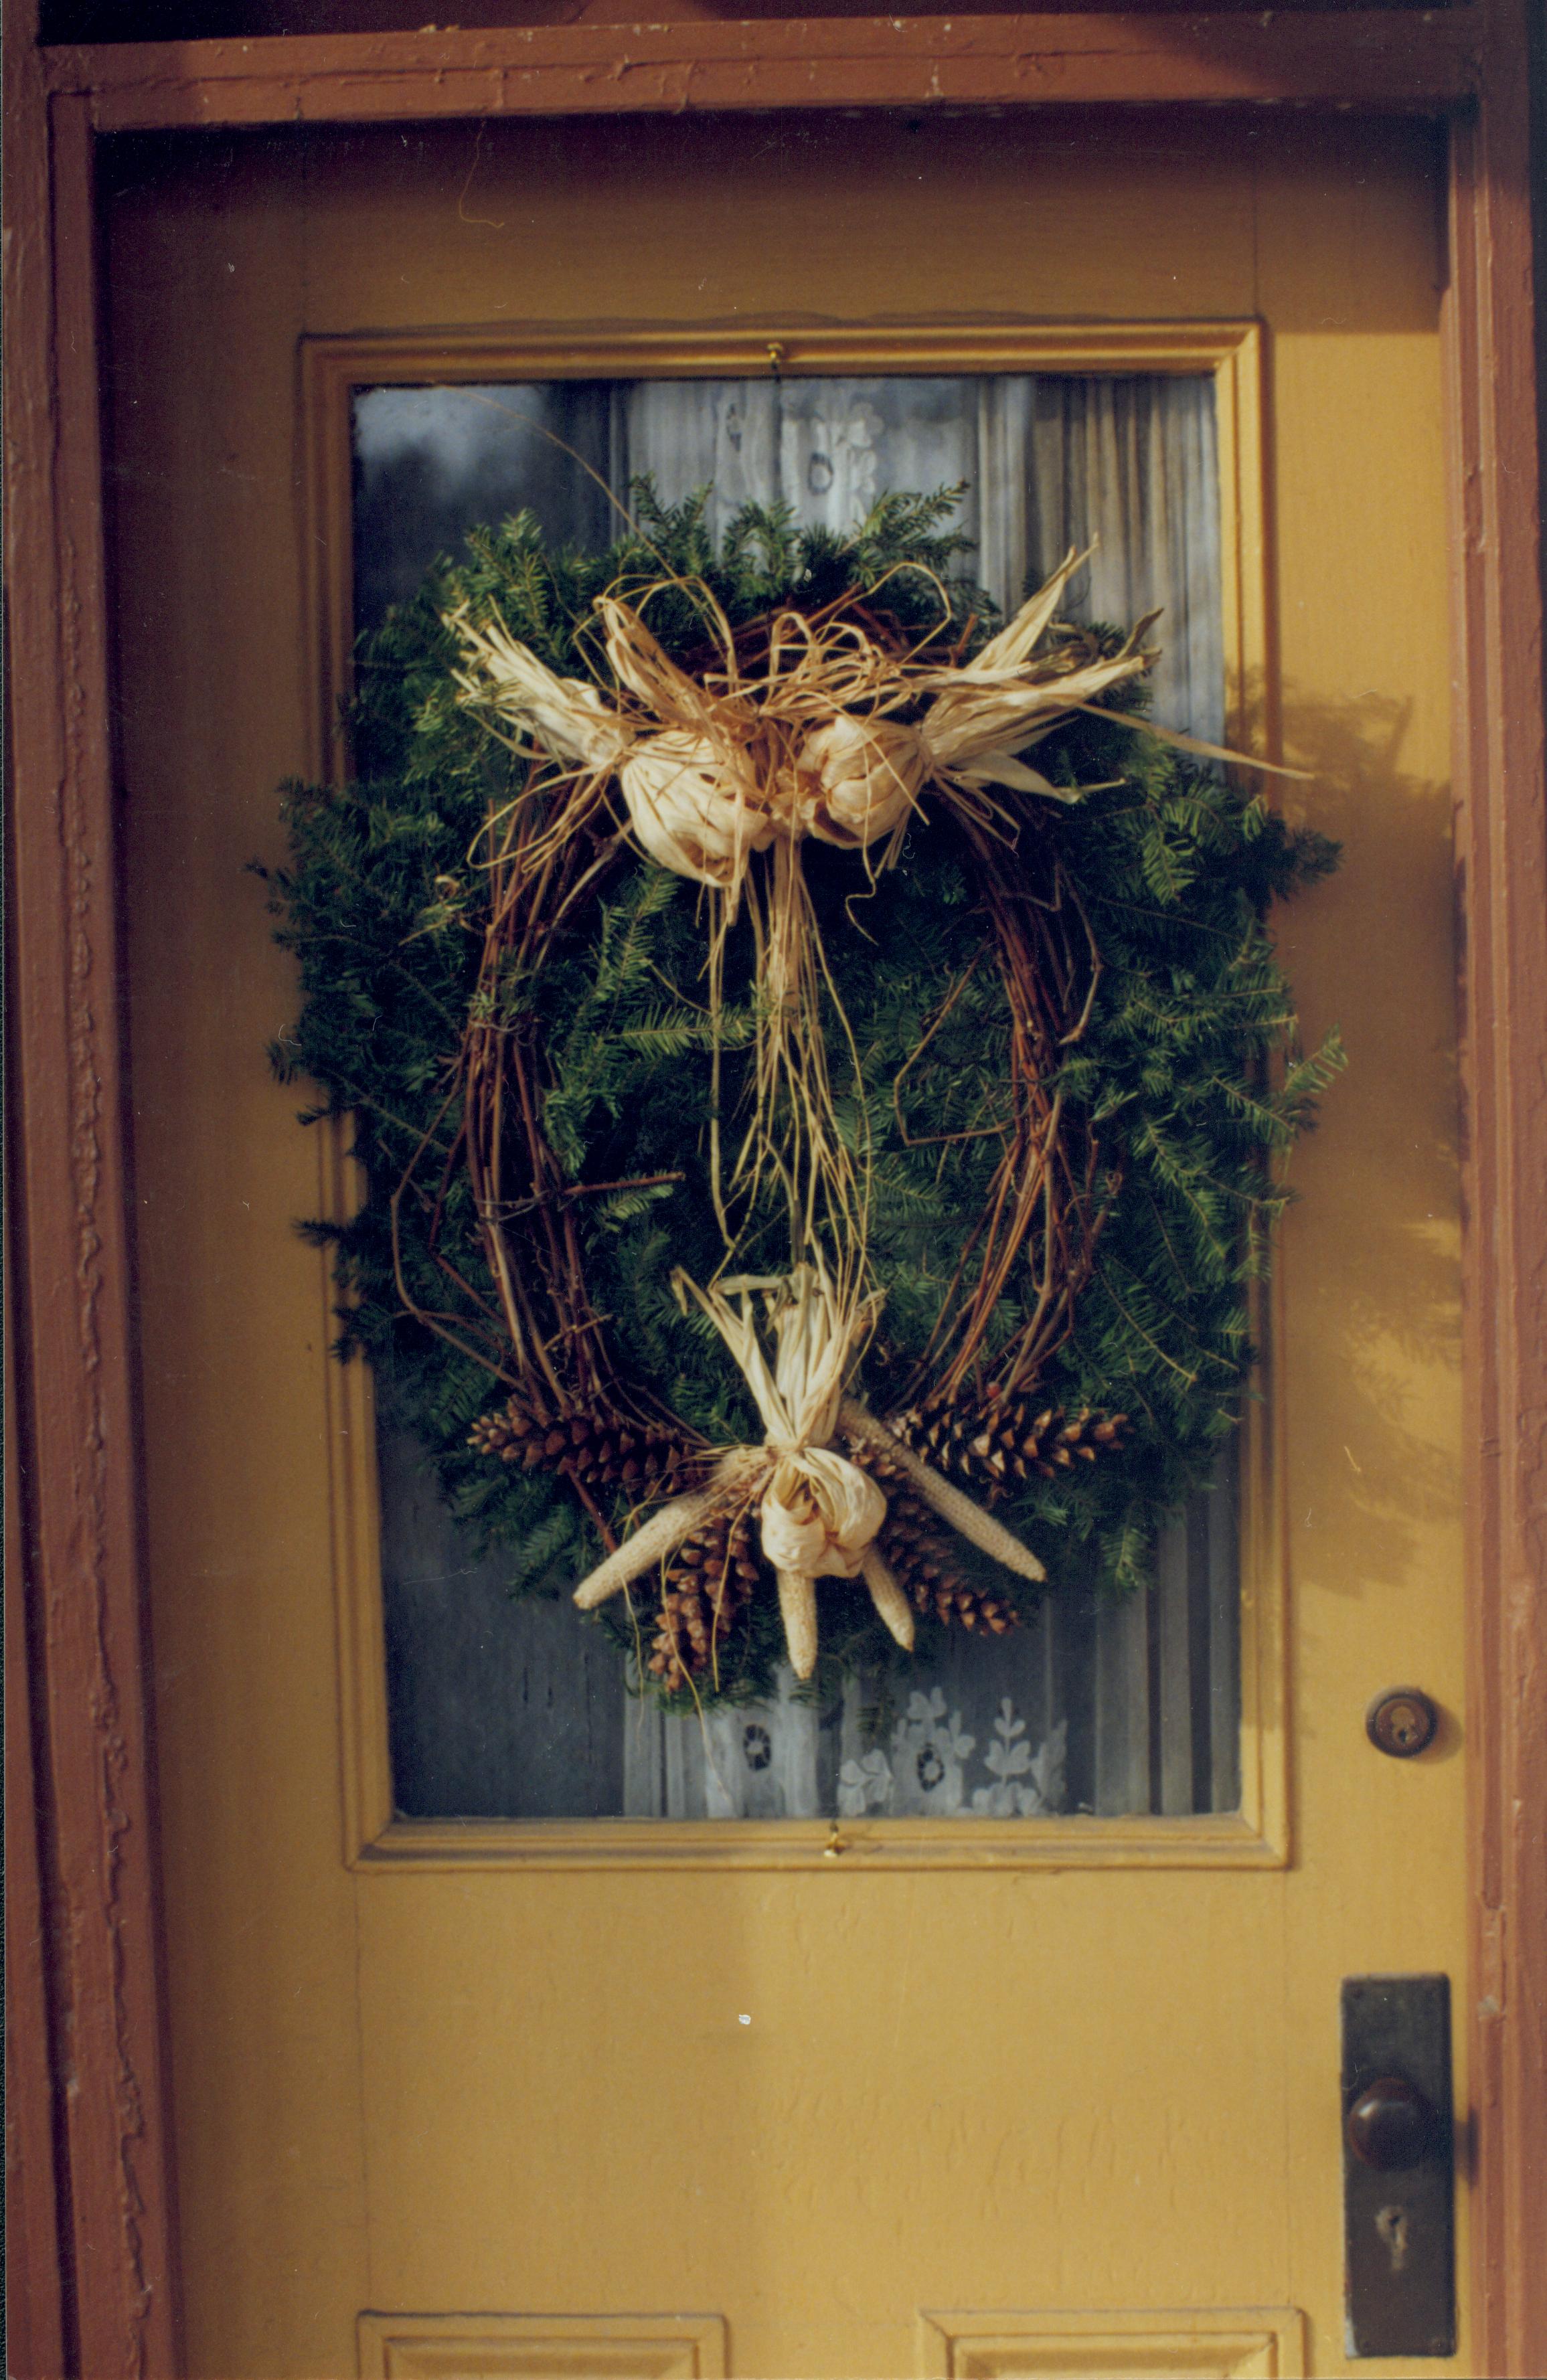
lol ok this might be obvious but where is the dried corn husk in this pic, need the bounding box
[970,546,1085,673]
[785,713,928,849]
[858,1545,916,1651]
[619,732,777,894]
[920,574,1157,780]
[676,1264,877,1450]
[920,635,1152,774]
[449,608,633,770]
[776,1570,819,1681]
[920,551,1305,785]
[760,1447,886,1580]
[675,1265,889,1673]
[571,1448,767,1611]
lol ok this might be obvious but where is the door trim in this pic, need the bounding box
[303,319,1289,1876]
[356,2310,728,2377]
[303,320,1271,790]
[7,8,1542,2373]
[42,15,1480,129]
[918,2305,1307,2377]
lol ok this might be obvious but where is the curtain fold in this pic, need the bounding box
[613,373,1222,743]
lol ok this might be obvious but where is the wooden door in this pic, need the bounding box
[104,108,1465,2377]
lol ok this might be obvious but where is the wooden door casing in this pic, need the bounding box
[6,13,1544,2380]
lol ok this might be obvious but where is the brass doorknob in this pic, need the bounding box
[1346,2074,1433,2170]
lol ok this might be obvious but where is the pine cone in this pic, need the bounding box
[647,1509,762,1694]
[885,1387,1126,1502]
[469,1383,700,1503]
[874,1483,1020,1634]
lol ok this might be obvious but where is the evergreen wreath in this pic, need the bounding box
[262,483,1341,1707]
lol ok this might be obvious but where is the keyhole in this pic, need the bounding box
[1376,2205,1410,2272]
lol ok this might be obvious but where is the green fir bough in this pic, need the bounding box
[260,484,1339,1695]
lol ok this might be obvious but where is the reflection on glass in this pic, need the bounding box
[356,371,1241,1822]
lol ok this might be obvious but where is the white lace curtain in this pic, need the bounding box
[615,374,1222,743]
[357,372,1240,1824]
[355,372,1224,738]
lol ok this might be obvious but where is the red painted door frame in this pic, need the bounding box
[5,8,1544,2373]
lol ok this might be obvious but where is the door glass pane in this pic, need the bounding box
[352,371,1241,1822]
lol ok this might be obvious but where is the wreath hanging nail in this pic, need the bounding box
[263,484,1341,1707]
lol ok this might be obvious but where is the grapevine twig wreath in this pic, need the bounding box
[264,483,1341,1708]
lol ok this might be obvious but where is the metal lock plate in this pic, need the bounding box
[1341,1975,1455,2358]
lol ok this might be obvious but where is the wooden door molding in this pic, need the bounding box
[1444,30,1547,2376]
[356,2310,729,2377]
[37,13,1483,127]
[5,5,1542,2373]
[918,2305,1307,2377]
[3,21,185,2380]
[305,319,1289,1879]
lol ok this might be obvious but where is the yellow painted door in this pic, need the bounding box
[107,110,1465,2378]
